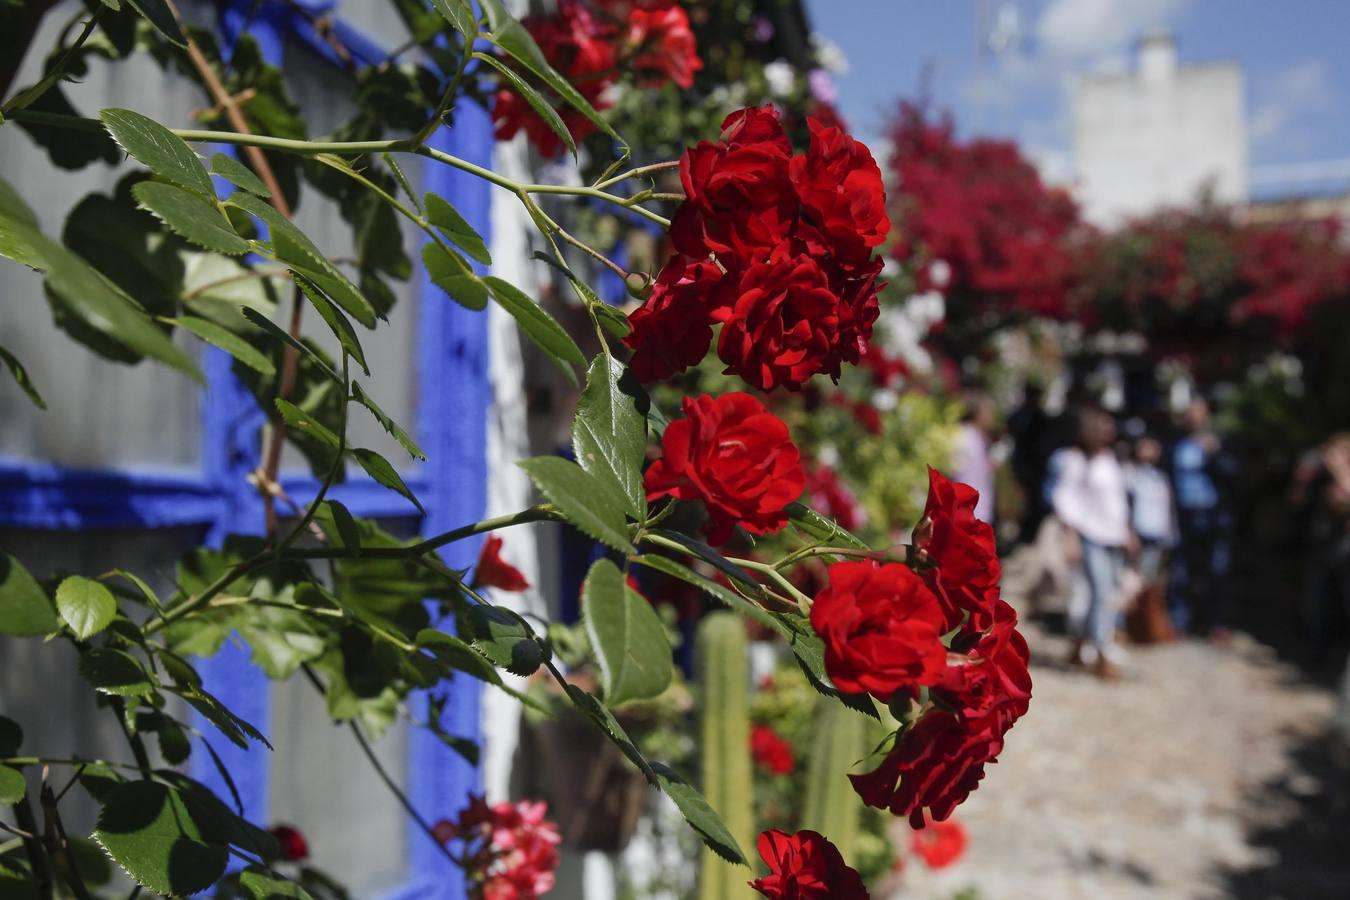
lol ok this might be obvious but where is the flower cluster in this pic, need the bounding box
[750,724,796,775]
[750,829,869,899]
[626,106,889,391]
[434,795,561,900]
[493,0,702,157]
[645,392,804,545]
[808,468,1031,828]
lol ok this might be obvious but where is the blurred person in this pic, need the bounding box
[1124,435,1178,643]
[1008,382,1053,543]
[1290,433,1350,663]
[952,391,997,524]
[1054,406,1133,679]
[1168,398,1236,639]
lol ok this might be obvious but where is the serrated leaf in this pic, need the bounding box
[94,781,229,896]
[240,307,341,384]
[235,867,315,899]
[210,153,271,197]
[275,398,341,449]
[174,315,275,376]
[79,648,156,697]
[464,606,544,676]
[786,501,869,550]
[294,274,369,375]
[0,553,59,637]
[55,575,117,640]
[131,181,249,255]
[479,0,625,152]
[583,559,671,706]
[124,0,187,47]
[563,684,655,780]
[351,448,423,512]
[519,456,634,553]
[0,345,45,409]
[0,184,202,381]
[322,500,363,555]
[430,0,477,39]
[573,355,646,518]
[651,763,747,866]
[484,276,583,385]
[0,766,24,804]
[424,193,491,265]
[416,629,503,684]
[351,382,425,460]
[269,225,377,328]
[100,108,212,197]
[422,242,488,310]
[474,52,575,157]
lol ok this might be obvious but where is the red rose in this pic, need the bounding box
[473,535,530,592]
[805,463,865,532]
[750,830,869,899]
[910,816,968,869]
[915,467,1001,634]
[750,725,795,775]
[626,6,702,89]
[624,256,721,383]
[790,118,890,267]
[645,392,805,545]
[809,560,948,702]
[268,824,309,862]
[714,251,841,391]
[936,600,1031,725]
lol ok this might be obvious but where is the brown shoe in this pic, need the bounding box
[1066,639,1086,668]
[1092,657,1121,682]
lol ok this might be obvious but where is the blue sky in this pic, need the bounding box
[803,0,1350,188]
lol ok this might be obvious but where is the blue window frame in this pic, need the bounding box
[0,5,489,897]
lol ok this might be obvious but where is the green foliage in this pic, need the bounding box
[0,552,59,637]
[93,781,230,895]
[520,456,636,552]
[574,355,649,518]
[54,575,117,640]
[696,612,755,891]
[583,559,673,706]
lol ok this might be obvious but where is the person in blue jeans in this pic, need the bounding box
[1169,398,1235,638]
[1054,406,1133,679]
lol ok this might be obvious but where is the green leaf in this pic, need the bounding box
[651,763,747,866]
[651,530,758,589]
[294,274,369,375]
[351,448,424,513]
[351,382,426,460]
[416,629,502,684]
[473,52,575,158]
[424,193,491,266]
[235,867,315,899]
[786,501,869,550]
[94,781,229,896]
[0,765,24,804]
[174,315,275,376]
[100,108,212,198]
[0,183,202,381]
[573,355,647,518]
[430,0,478,39]
[422,242,488,310]
[518,456,634,553]
[563,684,655,780]
[479,0,625,152]
[240,307,341,383]
[131,181,249,255]
[210,153,271,197]
[123,0,187,47]
[55,575,118,640]
[463,605,544,677]
[155,716,191,766]
[0,553,59,637]
[172,686,271,750]
[322,500,363,555]
[229,192,377,328]
[484,276,583,385]
[583,559,671,706]
[79,648,156,697]
[0,716,21,756]
[0,345,45,409]
[275,398,341,449]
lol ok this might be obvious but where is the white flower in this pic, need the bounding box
[811,34,849,75]
[763,60,795,99]
[927,258,952,290]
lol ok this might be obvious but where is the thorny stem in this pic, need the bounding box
[592,159,680,190]
[556,227,629,279]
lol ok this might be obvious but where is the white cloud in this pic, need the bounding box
[1249,60,1335,149]
[1037,0,1194,61]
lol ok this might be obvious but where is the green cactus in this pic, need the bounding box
[799,699,866,862]
[696,612,756,900]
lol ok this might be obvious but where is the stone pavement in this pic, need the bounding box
[890,547,1350,900]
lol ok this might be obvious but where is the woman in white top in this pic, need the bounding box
[1053,406,1133,678]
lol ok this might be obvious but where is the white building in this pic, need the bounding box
[1072,32,1247,226]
